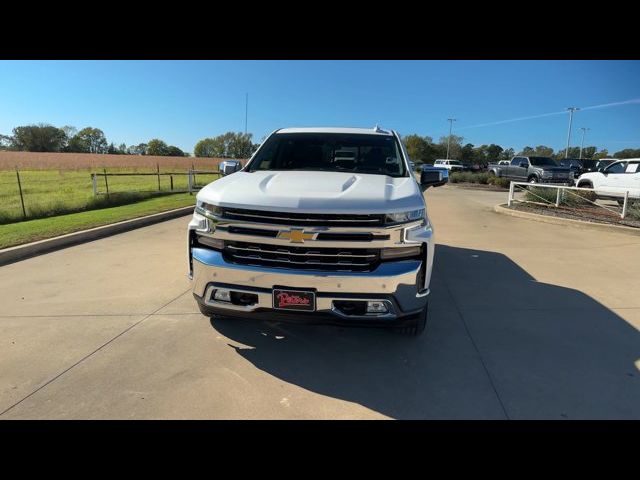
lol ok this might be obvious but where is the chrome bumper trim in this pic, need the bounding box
[191,249,428,313]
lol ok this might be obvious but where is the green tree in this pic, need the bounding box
[69,127,108,153]
[194,137,224,157]
[166,145,186,157]
[0,134,13,150]
[593,149,610,160]
[613,148,640,159]
[194,132,254,158]
[12,124,67,152]
[128,143,148,155]
[438,134,463,160]
[520,145,554,157]
[460,143,475,162]
[499,148,515,161]
[147,139,170,156]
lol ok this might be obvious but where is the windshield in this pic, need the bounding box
[529,157,558,166]
[448,160,461,165]
[246,133,407,177]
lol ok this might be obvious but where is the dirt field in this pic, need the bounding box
[0,151,244,171]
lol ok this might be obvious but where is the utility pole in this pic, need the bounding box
[565,107,580,158]
[446,118,457,160]
[244,93,248,135]
[579,127,590,159]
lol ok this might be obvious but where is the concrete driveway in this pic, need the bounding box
[1,185,639,419]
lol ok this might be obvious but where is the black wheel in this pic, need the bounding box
[528,176,538,184]
[397,303,428,336]
[488,171,495,177]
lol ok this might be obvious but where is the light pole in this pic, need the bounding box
[446,118,457,160]
[565,107,580,158]
[579,127,590,159]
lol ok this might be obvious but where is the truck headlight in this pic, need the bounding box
[385,209,425,225]
[195,200,222,218]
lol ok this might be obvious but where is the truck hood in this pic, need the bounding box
[197,170,425,214]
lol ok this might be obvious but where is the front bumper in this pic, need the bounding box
[541,177,572,184]
[190,248,430,325]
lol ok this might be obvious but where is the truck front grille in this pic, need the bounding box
[222,208,385,227]
[223,241,380,272]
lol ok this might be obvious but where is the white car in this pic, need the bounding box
[576,158,640,199]
[433,159,464,172]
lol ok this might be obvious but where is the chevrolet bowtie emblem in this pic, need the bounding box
[277,228,316,243]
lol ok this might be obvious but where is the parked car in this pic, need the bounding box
[461,162,482,173]
[558,158,587,181]
[487,156,572,184]
[556,158,617,181]
[433,159,464,172]
[576,158,640,200]
[188,126,446,336]
[421,163,449,183]
[592,159,617,171]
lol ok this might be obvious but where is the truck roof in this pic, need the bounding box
[276,126,394,136]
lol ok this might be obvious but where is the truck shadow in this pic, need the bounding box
[209,245,640,419]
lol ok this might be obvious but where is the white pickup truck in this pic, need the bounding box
[576,158,640,201]
[187,126,446,335]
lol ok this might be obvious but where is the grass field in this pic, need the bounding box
[0,167,219,224]
[0,193,197,249]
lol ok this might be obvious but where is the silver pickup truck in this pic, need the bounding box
[488,156,572,184]
[187,126,446,335]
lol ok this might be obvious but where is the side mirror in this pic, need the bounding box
[218,160,242,177]
[420,169,447,190]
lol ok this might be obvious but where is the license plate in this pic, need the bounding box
[273,289,316,311]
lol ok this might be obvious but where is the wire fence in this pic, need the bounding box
[0,165,220,224]
[506,181,640,222]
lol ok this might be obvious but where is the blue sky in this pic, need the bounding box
[1,60,639,155]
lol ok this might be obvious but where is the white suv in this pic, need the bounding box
[433,159,464,172]
[576,158,640,199]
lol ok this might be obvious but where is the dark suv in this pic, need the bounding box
[559,158,617,178]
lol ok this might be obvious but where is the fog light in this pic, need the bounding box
[213,289,231,302]
[380,246,421,260]
[367,301,389,314]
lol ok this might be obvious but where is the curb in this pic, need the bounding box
[493,204,640,236]
[0,206,195,267]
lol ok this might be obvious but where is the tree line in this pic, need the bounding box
[402,134,640,165]
[0,123,257,159]
[3,123,638,163]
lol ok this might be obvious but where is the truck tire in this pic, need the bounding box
[397,303,428,336]
[577,181,592,189]
[488,170,495,177]
[528,175,538,184]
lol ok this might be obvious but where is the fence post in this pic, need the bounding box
[170,175,174,191]
[15,166,27,220]
[103,168,110,198]
[192,163,196,187]
[92,173,97,196]
[555,187,562,207]
[621,191,629,219]
[157,164,161,191]
[188,169,193,195]
[508,181,514,207]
